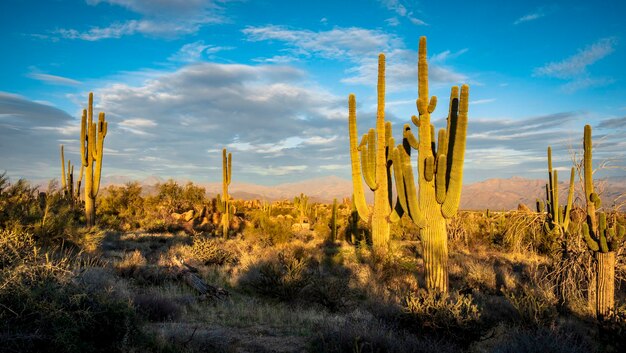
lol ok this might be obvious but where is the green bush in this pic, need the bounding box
[0,229,146,353]
[402,290,482,344]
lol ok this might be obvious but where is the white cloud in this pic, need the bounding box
[514,11,545,25]
[168,41,234,62]
[53,0,228,40]
[534,37,617,79]
[27,72,81,86]
[470,98,496,105]
[75,62,350,182]
[378,0,427,26]
[243,26,468,88]
[533,37,617,92]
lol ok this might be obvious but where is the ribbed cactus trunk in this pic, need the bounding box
[421,215,448,291]
[80,93,107,227]
[392,37,468,293]
[580,125,624,319]
[221,148,232,238]
[596,251,615,319]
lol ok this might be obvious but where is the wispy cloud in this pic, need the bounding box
[470,98,496,105]
[243,26,468,88]
[27,72,81,86]
[168,41,234,62]
[514,10,546,25]
[378,0,427,26]
[49,0,229,40]
[533,37,618,92]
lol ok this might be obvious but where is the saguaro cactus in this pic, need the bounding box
[329,198,338,242]
[60,145,84,204]
[580,125,625,319]
[348,53,401,251]
[219,148,234,238]
[294,193,310,223]
[391,37,469,292]
[540,147,575,237]
[80,93,107,227]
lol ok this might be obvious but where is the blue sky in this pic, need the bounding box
[1,0,625,186]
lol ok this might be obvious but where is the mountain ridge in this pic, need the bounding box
[99,175,626,211]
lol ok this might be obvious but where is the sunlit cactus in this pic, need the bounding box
[329,198,338,242]
[580,125,625,319]
[294,193,310,223]
[60,145,84,205]
[219,148,233,238]
[541,146,575,237]
[388,37,469,293]
[348,53,401,251]
[80,93,107,227]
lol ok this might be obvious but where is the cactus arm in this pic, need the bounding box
[399,146,423,226]
[360,132,378,191]
[424,156,434,182]
[374,53,389,207]
[599,231,609,253]
[391,146,409,216]
[92,112,107,196]
[584,125,597,234]
[609,225,625,251]
[562,167,575,230]
[435,155,447,203]
[348,94,371,222]
[582,223,600,252]
[411,115,420,128]
[403,124,419,149]
[441,85,469,218]
[553,169,560,225]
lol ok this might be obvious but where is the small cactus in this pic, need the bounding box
[329,198,338,242]
[541,146,575,237]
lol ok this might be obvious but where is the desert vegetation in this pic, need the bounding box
[1,36,625,353]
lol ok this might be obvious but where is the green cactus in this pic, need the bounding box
[386,37,469,292]
[348,53,402,251]
[293,193,310,223]
[541,147,575,237]
[329,198,338,242]
[60,144,84,205]
[346,197,361,244]
[536,199,545,213]
[80,93,107,227]
[219,148,233,238]
[580,125,624,319]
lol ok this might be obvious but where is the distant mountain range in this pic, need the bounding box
[100,175,626,211]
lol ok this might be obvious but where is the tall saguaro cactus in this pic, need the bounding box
[580,125,625,319]
[80,93,107,227]
[348,53,400,251]
[220,148,234,238]
[540,146,575,237]
[391,37,469,293]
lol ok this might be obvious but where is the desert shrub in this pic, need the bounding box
[98,182,145,230]
[0,229,146,353]
[504,285,558,327]
[145,180,207,217]
[239,248,314,301]
[186,236,236,265]
[0,175,80,242]
[134,293,182,322]
[402,290,482,344]
[308,310,460,353]
[490,326,591,353]
[116,250,172,285]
